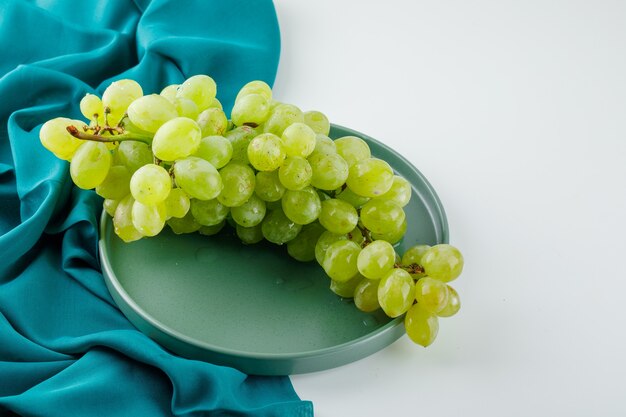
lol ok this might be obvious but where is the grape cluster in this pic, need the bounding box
[39,75,464,347]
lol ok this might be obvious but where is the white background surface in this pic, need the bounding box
[273,1,626,416]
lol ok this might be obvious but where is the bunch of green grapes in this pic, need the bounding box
[39,76,464,347]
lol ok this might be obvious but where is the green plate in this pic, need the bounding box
[99,124,448,375]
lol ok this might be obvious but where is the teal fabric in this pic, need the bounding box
[0,0,314,416]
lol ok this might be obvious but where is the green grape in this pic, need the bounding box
[254,170,286,202]
[96,165,131,200]
[405,304,439,347]
[287,222,326,262]
[102,79,143,125]
[303,110,330,135]
[261,208,302,244]
[370,217,407,245]
[167,211,201,234]
[217,162,255,207]
[402,244,430,278]
[231,93,270,126]
[163,188,190,219]
[173,97,200,119]
[281,122,316,158]
[199,221,226,236]
[360,199,405,235]
[176,74,216,111]
[318,199,358,234]
[421,244,464,282]
[225,125,257,164]
[378,269,415,318]
[39,117,85,161]
[281,186,321,225]
[374,175,411,207]
[357,240,396,279]
[173,156,223,200]
[414,277,449,314]
[335,187,370,208]
[248,133,286,172]
[129,164,171,205]
[159,84,179,102]
[114,141,152,173]
[80,94,103,121]
[194,135,233,169]
[190,198,229,226]
[236,224,264,244]
[314,231,349,265]
[127,94,178,133]
[278,156,312,190]
[334,136,371,167]
[231,195,266,227]
[346,158,394,197]
[438,285,461,317]
[263,103,304,136]
[152,117,201,161]
[330,274,363,298]
[308,153,349,191]
[347,226,366,246]
[209,98,223,110]
[113,195,143,242]
[354,279,381,312]
[103,198,119,217]
[197,108,228,137]
[310,134,336,157]
[236,80,272,102]
[132,200,166,237]
[322,240,361,282]
[70,142,112,189]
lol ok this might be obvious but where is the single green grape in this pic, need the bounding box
[303,110,330,135]
[235,80,272,102]
[263,103,304,136]
[101,79,143,125]
[159,84,179,102]
[190,198,229,226]
[96,165,131,200]
[421,244,464,282]
[281,122,317,158]
[310,134,336,157]
[405,304,439,347]
[176,74,216,111]
[438,285,461,317]
[196,108,228,137]
[127,94,178,133]
[152,117,201,161]
[199,221,226,236]
[129,164,171,205]
[225,125,257,164]
[173,156,223,200]
[360,199,406,235]
[334,136,371,167]
[236,224,264,244]
[217,162,255,207]
[261,208,302,244]
[70,142,112,190]
[374,175,412,207]
[354,279,381,312]
[194,135,233,169]
[318,199,358,234]
[357,240,396,279]
[308,153,349,191]
[314,230,348,265]
[39,117,85,161]
[103,198,119,217]
[281,186,321,225]
[80,94,103,121]
[167,210,201,234]
[254,170,286,202]
[287,222,326,262]
[231,93,270,126]
[113,194,143,242]
[378,268,415,318]
[415,277,450,314]
[163,188,190,219]
[278,156,312,190]
[173,97,200,119]
[231,195,266,227]
[114,141,152,173]
[322,240,361,282]
[132,200,166,237]
[329,273,363,298]
[370,217,407,245]
[346,158,394,197]
[248,133,286,171]
[335,187,370,208]
[402,244,431,278]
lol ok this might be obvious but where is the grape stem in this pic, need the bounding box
[394,263,425,275]
[356,224,373,247]
[66,125,152,145]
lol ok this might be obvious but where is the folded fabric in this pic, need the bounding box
[0,0,313,415]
